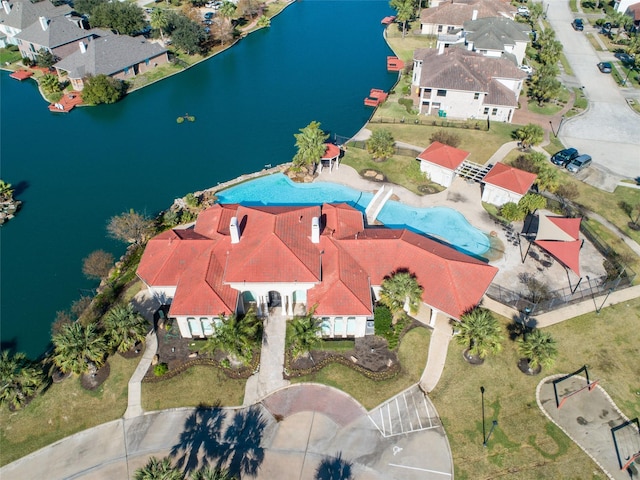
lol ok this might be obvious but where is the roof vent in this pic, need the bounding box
[79,41,86,53]
[312,217,320,244]
[230,216,240,244]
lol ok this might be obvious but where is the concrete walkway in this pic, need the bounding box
[419,313,453,393]
[125,290,161,418]
[243,310,290,406]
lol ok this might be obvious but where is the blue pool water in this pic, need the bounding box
[216,174,491,255]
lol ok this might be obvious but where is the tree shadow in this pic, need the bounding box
[315,452,353,480]
[170,402,227,476]
[217,405,267,478]
[11,180,29,197]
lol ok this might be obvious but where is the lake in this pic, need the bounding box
[0,0,397,357]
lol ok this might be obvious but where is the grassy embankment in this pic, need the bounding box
[431,298,640,479]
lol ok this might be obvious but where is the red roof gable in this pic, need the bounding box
[483,163,537,195]
[137,203,497,320]
[322,143,341,159]
[417,141,470,170]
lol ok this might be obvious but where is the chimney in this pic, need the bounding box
[79,41,86,53]
[2,1,10,15]
[472,9,478,20]
[39,16,48,31]
[311,217,320,244]
[230,217,240,244]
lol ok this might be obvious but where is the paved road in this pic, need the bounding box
[546,1,640,181]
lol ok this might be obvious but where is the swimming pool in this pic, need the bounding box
[216,173,490,255]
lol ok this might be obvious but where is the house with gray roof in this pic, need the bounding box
[462,17,531,66]
[419,0,515,35]
[411,47,527,122]
[0,0,71,47]
[14,14,95,61]
[54,35,169,90]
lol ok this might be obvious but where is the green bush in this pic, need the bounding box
[500,202,526,222]
[374,305,392,336]
[153,363,168,376]
[398,98,416,114]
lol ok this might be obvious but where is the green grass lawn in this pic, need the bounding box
[291,327,431,410]
[142,365,246,411]
[430,298,640,479]
[0,47,21,65]
[0,354,138,466]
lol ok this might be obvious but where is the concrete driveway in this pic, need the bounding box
[0,384,453,480]
[545,1,640,183]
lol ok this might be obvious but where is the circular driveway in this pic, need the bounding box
[546,1,640,181]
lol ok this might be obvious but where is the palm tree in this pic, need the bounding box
[203,309,262,365]
[0,350,45,410]
[218,1,237,24]
[515,123,544,150]
[0,180,13,201]
[150,9,169,43]
[293,121,329,169]
[390,0,416,38]
[134,456,184,480]
[191,466,235,480]
[52,322,108,375]
[517,328,557,372]
[456,308,504,361]
[378,270,423,323]
[366,129,395,161]
[535,165,560,193]
[103,304,149,353]
[287,308,322,360]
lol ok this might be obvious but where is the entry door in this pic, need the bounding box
[268,291,281,307]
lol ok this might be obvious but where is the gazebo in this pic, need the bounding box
[319,143,341,173]
[531,214,584,290]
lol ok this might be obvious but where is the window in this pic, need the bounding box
[145,58,150,65]
[483,107,490,115]
[123,67,129,74]
[347,317,356,336]
[333,317,344,336]
[188,318,203,337]
[202,318,214,336]
[492,108,498,116]
[447,26,455,32]
[474,92,480,100]
[321,318,331,336]
[436,89,446,97]
[437,25,443,32]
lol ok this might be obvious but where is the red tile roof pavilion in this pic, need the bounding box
[417,141,470,170]
[483,162,537,195]
[137,203,498,320]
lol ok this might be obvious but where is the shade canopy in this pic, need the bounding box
[534,215,582,276]
[322,143,341,160]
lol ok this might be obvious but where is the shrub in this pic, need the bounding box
[500,202,526,221]
[153,363,168,376]
[429,130,461,148]
[398,97,414,113]
[374,305,392,336]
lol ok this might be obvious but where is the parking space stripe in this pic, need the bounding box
[387,402,393,435]
[389,463,452,476]
[423,394,433,428]
[395,397,404,433]
[411,392,423,430]
[403,393,414,430]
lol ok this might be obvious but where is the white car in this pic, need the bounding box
[519,64,533,75]
[517,5,530,16]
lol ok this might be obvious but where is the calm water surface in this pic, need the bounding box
[0,0,396,357]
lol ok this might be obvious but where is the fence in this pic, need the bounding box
[334,139,422,159]
[486,272,632,315]
[369,116,490,131]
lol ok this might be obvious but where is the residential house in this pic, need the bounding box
[416,141,470,188]
[461,16,531,66]
[0,0,71,48]
[136,202,498,339]
[481,162,537,206]
[412,47,527,122]
[419,0,515,35]
[54,35,169,90]
[14,14,94,62]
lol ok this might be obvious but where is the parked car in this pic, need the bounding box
[551,148,579,166]
[517,5,530,16]
[566,154,592,173]
[572,18,584,31]
[614,52,635,65]
[204,11,214,19]
[519,64,533,75]
[597,62,612,73]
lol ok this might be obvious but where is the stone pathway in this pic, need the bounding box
[243,310,290,405]
[419,313,453,393]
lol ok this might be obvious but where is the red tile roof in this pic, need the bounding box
[482,162,537,195]
[417,141,470,170]
[137,203,497,320]
[322,143,341,159]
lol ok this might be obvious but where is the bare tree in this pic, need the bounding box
[107,209,154,246]
[82,250,114,280]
